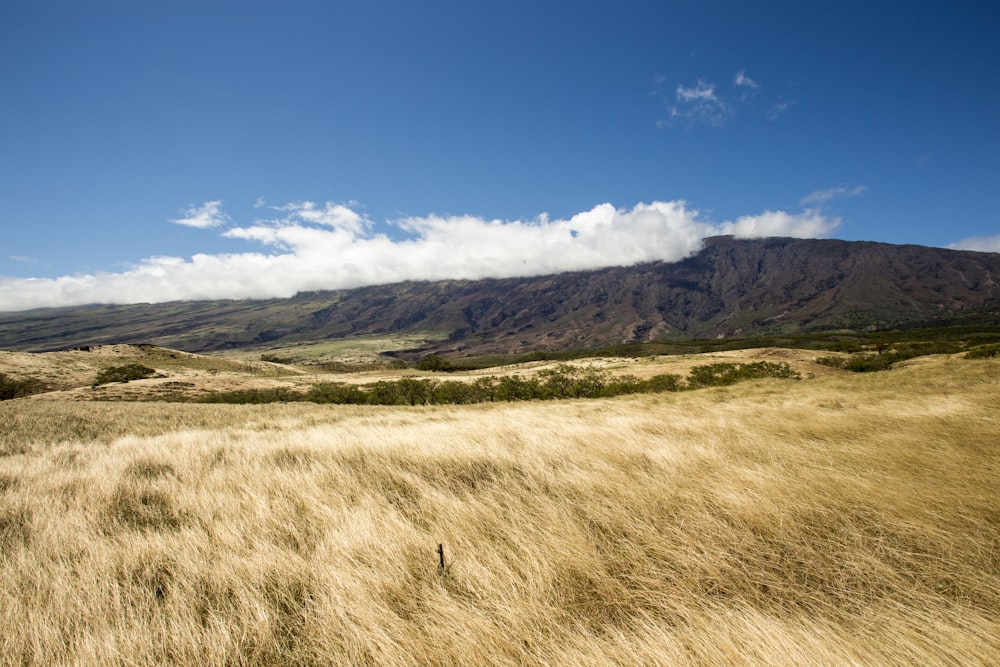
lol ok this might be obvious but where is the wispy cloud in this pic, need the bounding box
[733,70,759,103]
[766,98,795,121]
[675,79,718,103]
[734,71,758,89]
[658,70,794,127]
[170,200,230,228]
[665,79,730,127]
[800,185,866,206]
[0,200,841,311]
[947,235,1000,253]
[7,255,37,264]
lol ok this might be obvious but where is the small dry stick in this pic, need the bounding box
[437,543,445,570]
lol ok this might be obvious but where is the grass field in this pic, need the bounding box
[1,353,998,665]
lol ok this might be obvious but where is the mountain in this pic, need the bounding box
[1,237,998,356]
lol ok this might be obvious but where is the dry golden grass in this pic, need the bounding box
[0,354,998,665]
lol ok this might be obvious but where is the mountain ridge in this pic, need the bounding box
[2,236,998,356]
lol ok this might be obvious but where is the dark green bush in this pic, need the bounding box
[306,382,369,404]
[816,356,847,369]
[537,365,607,399]
[0,373,47,400]
[965,343,1000,359]
[641,373,684,393]
[416,354,455,372]
[431,381,478,404]
[603,374,644,397]
[843,354,899,372]
[819,340,976,372]
[492,375,541,402]
[199,388,304,404]
[686,362,800,387]
[192,361,797,406]
[395,378,435,405]
[260,353,295,364]
[816,353,897,371]
[366,378,434,406]
[94,364,157,386]
[471,377,498,402]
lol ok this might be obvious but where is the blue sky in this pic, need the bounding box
[1,0,997,311]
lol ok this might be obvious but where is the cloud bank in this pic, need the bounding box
[948,235,1000,253]
[0,200,841,312]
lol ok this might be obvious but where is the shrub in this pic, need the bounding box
[686,362,800,388]
[199,388,304,404]
[816,353,896,371]
[191,361,798,405]
[492,375,541,402]
[260,353,295,364]
[366,379,434,406]
[603,374,644,397]
[536,365,607,399]
[842,354,898,372]
[0,373,47,400]
[470,377,498,402]
[820,341,974,372]
[94,364,157,386]
[306,383,369,404]
[965,343,1000,359]
[431,381,478,404]
[416,355,455,372]
[641,373,684,393]
[816,356,847,369]
[395,378,435,405]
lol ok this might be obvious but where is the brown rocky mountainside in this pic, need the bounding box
[1,237,998,356]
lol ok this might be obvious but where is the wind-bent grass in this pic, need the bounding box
[0,355,997,665]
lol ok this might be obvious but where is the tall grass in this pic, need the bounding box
[0,355,997,665]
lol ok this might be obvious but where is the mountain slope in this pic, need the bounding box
[1,237,998,356]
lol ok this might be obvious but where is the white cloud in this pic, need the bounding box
[676,79,717,102]
[947,235,1000,253]
[800,185,866,206]
[0,200,840,312]
[170,200,230,228]
[734,71,758,89]
[719,209,840,239]
[272,200,370,234]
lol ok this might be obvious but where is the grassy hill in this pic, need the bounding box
[1,351,997,664]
